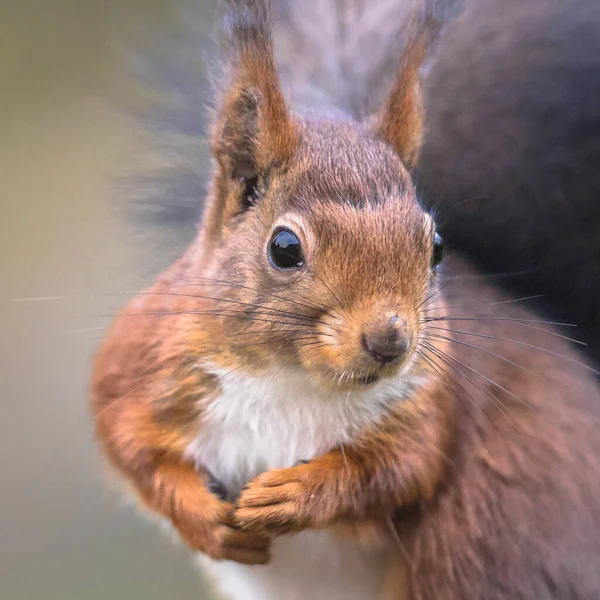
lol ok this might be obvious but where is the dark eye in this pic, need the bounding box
[432,231,444,267]
[268,228,305,270]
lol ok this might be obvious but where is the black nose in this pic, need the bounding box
[361,322,409,366]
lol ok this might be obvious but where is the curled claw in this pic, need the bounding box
[176,500,272,565]
[234,465,317,535]
[214,515,271,565]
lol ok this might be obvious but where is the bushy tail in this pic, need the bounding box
[127,0,459,229]
[271,0,460,117]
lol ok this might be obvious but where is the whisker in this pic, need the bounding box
[101,290,335,329]
[421,342,519,424]
[423,326,599,375]
[421,294,546,313]
[416,280,453,312]
[425,321,585,346]
[439,265,538,280]
[340,438,350,479]
[296,340,327,350]
[312,271,354,319]
[422,340,531,412]
[11,296,67,302]
[183,276,335,315]
[422,330,570,401]
[94,383,145,418]
[93,364,156,418]
[231,336,318,350]
[416,350,486,432]
[93,337,321,418]
[116,274,335,316]
[423,316,577,328]
[261,364,287,403]
[104,310,327,329]
[215,348,286,381]
[385,513,415,568]
[233,329,318,337]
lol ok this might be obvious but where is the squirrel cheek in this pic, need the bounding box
[296,315,353,375]
[310,317,370,375]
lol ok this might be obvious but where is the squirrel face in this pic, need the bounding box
[194,120,440,390]
[178,3,434,390]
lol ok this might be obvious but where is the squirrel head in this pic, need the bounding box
[188,0,441,390]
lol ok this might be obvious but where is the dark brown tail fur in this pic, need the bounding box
[417,0,600,360]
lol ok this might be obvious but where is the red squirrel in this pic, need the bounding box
[92,1,600,598]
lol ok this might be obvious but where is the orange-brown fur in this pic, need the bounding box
[92,1,600,598]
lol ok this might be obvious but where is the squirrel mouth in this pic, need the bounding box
[323,371,384,389]
[354,373,380,386]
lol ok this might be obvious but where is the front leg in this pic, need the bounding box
[91,304,272,564]
[235,395,453,535]
[96,407,273,563]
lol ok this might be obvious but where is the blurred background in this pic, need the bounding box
[1,1,220,598]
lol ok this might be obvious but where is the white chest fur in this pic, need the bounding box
[186,364,414,600]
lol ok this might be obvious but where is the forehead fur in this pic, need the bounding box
[258,118,431,301]
[282,119,416,211]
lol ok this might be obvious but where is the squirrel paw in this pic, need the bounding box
[177,502,271,565]
[234,464,331,535]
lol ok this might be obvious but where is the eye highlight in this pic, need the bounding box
[432,231,444,268]
[268,228,305,271]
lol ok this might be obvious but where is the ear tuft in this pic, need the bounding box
[374,28,429,169]
[213,0,298,186]
[217,88,261,181]
[222,0,271,55]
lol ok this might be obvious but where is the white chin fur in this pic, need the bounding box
[185,363,420,600]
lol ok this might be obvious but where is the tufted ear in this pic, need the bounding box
[373,31,429,170]
[213,0,298,197]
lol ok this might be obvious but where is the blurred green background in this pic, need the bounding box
[0,1,220,598]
